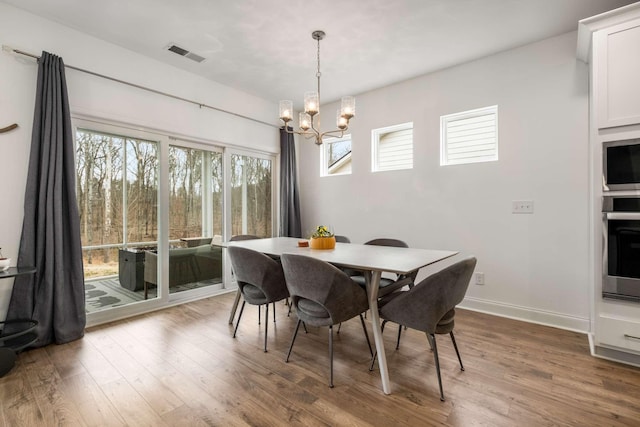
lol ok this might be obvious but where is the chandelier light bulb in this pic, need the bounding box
[299,112,311,131]
[340,96,355,119]
[337,110,348,130]
[279,100,293,122]
[304,91,319,116]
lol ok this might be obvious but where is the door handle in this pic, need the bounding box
[605,213,640,220]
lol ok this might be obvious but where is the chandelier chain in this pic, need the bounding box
[316,37,321,78]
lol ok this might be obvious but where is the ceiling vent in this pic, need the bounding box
[166,43,206,63]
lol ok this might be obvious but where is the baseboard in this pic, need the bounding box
[591,343,640,368]
[460,296,590,333]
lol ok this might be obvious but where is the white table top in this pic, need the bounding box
[225,237,457,274]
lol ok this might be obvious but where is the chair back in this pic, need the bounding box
[230,234,260,241]
[228,246,288,304]
[364,238,408,248]
[379,256,477,334]
[363,238,417,292]
[281,254,369,326]
[334,235,351,243]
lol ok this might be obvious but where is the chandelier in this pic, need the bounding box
[279,30,355,145]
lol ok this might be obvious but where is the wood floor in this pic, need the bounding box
[1,292,640,426]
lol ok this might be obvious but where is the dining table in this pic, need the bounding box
[224,236,458,395]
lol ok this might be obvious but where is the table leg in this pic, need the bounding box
[228,289,242,325]
[365,270,391,395]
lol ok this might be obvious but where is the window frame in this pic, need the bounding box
[371,122,414,172]
[440,105,498,166]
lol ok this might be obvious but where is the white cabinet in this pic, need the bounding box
[579,3,640,366]
[597,314,640,353]
[595,18,640,129]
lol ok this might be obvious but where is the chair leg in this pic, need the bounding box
[233,301,246,338]
[337,323,342,334]
[228,290,242,325]
[359,314,373,357]
[369,320,388,371]
[450,331,464,371]
[428,335,434,351]
[273,302,276,323]
[329,325,334,388]
[428,333,445,401]
[286,319,302,362]
[303,322,308,334]
[396,324,403,350]
[258,304,261,325]
[264,303,269,353]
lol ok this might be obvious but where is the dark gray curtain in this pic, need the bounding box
[279,127,302,237]
[6,51,86,347]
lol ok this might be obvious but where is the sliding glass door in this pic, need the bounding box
[75,125,159,313]
[167,143,223,296]
[74,117,276,325]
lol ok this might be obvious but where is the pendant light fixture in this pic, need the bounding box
[279,30,355,145]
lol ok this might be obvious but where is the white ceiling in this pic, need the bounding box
[2,0,636,107]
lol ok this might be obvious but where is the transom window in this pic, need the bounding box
[321,134,352,176]
[440,105,498,166]
[371,122,413,172]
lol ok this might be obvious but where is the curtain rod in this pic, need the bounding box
[2,45,279,129]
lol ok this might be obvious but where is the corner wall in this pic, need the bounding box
[298,31,590,331]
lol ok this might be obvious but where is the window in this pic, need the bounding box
[75,128,159,280]
[230,153,272,237]
[440,105,498,166]
[321,134,352,176]
[372,122,413,172]
[168,145,223,241]
[74,117,275,320]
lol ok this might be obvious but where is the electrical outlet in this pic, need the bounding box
[512,200,534,214]
[475,272,484,285]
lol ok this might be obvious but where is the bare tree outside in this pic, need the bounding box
[76,129,272,283]
[230,154,272,237]
[169,146,204,240]
[211,151,223,237]
[76,129,158,278]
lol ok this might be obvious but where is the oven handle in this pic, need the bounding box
[604,212,640,220]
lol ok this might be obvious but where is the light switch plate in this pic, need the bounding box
[512,200,534,214]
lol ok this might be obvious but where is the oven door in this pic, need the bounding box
[604,211,640,302]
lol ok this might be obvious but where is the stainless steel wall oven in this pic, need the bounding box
[603,195,640,301]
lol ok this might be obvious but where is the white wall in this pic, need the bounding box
[0,3,279,319]
[299,31,590,332]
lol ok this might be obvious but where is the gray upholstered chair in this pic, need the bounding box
[334,235,351,243]
[371,256,477,401]
[281,253,373,388]
[333,235,355,278]
[228,246,289,352]
[351,238,418,297]
[228,234,261,325]
[350,238,418,345]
